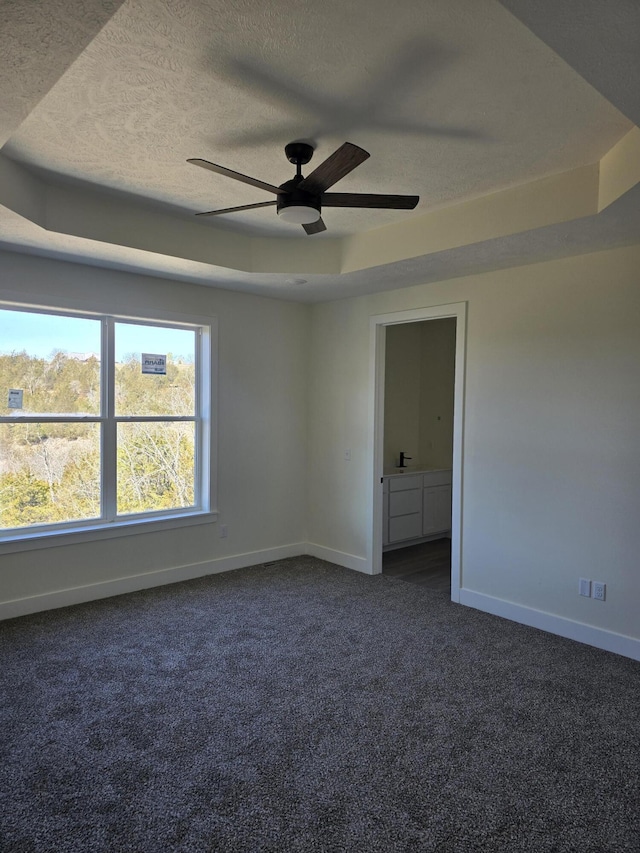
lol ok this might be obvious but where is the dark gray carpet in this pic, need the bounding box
[1,556,639,852]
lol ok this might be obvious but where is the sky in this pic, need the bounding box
[0,308,195,361]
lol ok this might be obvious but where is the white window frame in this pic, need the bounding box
[0,302,217,554]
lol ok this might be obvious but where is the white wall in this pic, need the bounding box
[3,243,640,660]
[0,250,309,611]
[418,318,455,469]
[383,322,422,469]
[308,244,640,653]
[383,319,456,471]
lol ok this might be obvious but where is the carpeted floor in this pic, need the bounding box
[1,556,639,852]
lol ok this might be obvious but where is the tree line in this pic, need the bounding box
[1,351,195,529]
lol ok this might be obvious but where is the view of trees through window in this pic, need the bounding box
[0,308,200,532]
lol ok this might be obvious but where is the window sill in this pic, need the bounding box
[0,510,218,555]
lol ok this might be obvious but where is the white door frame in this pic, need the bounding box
[368,302,467,602]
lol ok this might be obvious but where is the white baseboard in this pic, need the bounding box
[383,531,451,552]
[459,588,640,663]
[305,542,371,574]
[7,549,637,663]
[0,542,306,621]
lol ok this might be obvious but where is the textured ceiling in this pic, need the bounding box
[0,0,638,301]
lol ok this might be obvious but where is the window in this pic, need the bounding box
[0,304,214,545]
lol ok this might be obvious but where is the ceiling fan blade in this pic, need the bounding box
[298,142,370,194]
[187,158,281,195]
[195,201,277,217]
[303,217,327,235]
[322,192,419,210]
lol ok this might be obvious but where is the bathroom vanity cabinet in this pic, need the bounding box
[383,469,452,548]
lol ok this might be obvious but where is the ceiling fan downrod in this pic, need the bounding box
[278,142,321,224]
[284,141,315,175]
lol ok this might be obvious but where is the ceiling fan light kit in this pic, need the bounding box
[277,196,321,225]
[188,141,419,235]
[277,204,321,225]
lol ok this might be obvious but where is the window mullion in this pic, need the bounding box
[101,317,117,521]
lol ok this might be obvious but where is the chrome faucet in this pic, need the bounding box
[399,451,412,468]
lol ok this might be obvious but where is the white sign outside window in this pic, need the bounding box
[7,389,24,409]
[141,353,167,375]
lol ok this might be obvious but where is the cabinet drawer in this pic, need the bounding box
[423,470,452,488]
[389,474,423,492]
[389,513,422,543]
[389,488,422,517]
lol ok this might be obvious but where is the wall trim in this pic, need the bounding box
[0,542,307,621]
[0,542,640,661]
[305,542,371,574]
[460,588,640,663]
[368,302,467,605]
[4,547,639,663]
[383,531,451,553]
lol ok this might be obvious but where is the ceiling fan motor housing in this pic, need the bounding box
[276,178,321,224]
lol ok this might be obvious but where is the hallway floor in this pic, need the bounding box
[382,538,451,594]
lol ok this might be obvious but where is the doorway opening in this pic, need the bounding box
[368,303,466,602]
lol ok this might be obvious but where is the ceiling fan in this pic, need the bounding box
[187,141,419,235]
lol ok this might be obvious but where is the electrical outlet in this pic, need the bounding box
[344,449,351,461]
[592,581,606,601]
[579,578,591,597]
[220,523,228,539]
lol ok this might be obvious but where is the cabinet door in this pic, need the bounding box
[423,485,452,535]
